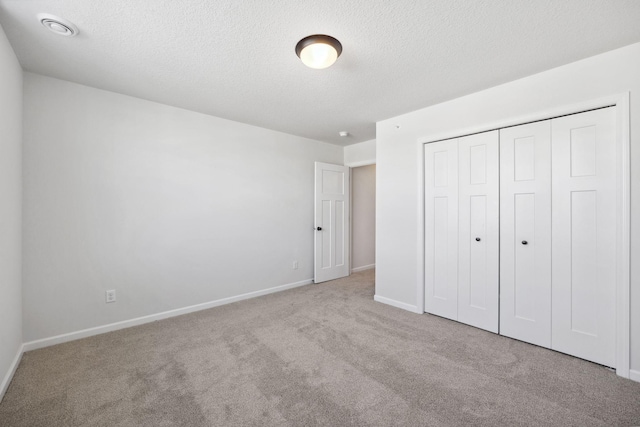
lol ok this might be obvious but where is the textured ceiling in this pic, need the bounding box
[1,1,640,146]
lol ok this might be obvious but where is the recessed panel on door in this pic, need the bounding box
[334,200,345,267]
[424,139,458,320]
[458,131,499,333]
[499,121,552,348]
[569,191,599,335]
[551,107,616,367]
[433,197,450,300]
[469,195,487,309]
[321,200,332,268]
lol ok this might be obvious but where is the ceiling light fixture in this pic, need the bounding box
[295,35,342,69]
[38,14,79,37]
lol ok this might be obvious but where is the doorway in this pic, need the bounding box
[350,164,376,273]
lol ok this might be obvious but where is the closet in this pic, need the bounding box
[424,107,617,367]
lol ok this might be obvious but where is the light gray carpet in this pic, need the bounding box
[1,269,639,426]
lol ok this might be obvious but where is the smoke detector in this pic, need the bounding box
[37,14,79,37]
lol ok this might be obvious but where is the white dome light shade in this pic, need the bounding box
[300,43,337,69]
[295,35,342,69]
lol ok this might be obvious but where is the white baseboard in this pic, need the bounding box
[23,278,313,352]
[0,344,24,403]
[630,369,640,383]
[374,294,422,314]
[351,263,375,273]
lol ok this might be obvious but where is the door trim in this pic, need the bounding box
[415,92,630,379]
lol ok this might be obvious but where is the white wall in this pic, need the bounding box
[376,43,640,374]
[351,165,376,271]
[22,73,343,342]
[0,24,23,398]
[344,139,376,167]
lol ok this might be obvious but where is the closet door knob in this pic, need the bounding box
[316,227,322,231]
[475,237,481,242]
[522,240,528,245]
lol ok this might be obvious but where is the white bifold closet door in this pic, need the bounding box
[424,139,458,320]
[551,107,617,367]
[424,107,618,368]
[457,131,499,333]
[499,121,552,348]
[424,131,499,333]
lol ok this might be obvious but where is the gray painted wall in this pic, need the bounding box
[0,24,23,397]
[22,73,343,342]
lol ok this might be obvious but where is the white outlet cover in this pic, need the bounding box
[105,290,116,303]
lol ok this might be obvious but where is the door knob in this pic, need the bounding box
[475,237,481,242]
[316,227,322,231]
[522,240,528,245]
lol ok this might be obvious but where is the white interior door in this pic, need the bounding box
[551,107,617,367]
[499,121,552,348]
[314,162,350,283]
[458,131,499,333]
[424,139,459,320]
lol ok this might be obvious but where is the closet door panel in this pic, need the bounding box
[424,139,458,320]
[551,107,616,367]
[458,131,499,333]
[469,195,488,309]
[499,121,552,348]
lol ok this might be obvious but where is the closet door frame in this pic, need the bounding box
[416,92,630,379]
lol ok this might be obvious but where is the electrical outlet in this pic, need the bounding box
[293,260,299,270]
[105,290,116,303]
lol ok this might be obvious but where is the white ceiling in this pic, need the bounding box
[1,1,640,146]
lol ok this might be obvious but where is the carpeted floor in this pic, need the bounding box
[1,269,639,426]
